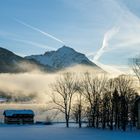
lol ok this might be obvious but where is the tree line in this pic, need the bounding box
[51,72,139,131]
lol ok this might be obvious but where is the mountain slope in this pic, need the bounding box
[0,46,103,73]
[0,47,47,73]
[26,46,101,70]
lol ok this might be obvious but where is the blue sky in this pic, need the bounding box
[0,0,140,66]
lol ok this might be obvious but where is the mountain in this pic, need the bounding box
[0,47,47,73]
[0,46,102,73]
[26,46,101,71]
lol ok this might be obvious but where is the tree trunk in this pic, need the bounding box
[65,114,69,128]
[78,105,82,128]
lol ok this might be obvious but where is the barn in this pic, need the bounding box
[3,110,34,124]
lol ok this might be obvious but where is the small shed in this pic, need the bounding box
[3,109,34,124]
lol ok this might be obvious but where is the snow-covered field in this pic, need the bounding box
[0,124,140,140]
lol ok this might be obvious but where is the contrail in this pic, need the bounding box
[11,38,56,50]
[93,27,119,61]
[14,18,65,44]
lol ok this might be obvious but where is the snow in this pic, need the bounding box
[0,124,139,140]
[0,98,7,103]
[4,110,34,116]
[26,46,93,69]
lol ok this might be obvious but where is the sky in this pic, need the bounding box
[0,0,140,67]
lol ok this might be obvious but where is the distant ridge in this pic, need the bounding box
[0,46,103,73]
[0,47,48,73]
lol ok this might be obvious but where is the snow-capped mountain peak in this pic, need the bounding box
[25,46,99,70]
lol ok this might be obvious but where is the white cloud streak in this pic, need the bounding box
[14,18,65,45]
[93,27,119,61]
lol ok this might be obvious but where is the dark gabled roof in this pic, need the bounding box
[3,110,34,117]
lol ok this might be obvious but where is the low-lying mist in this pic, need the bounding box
[0,64,131,104]
[0,72,56,103]
[0,64,137,121]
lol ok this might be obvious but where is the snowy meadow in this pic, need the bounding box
[0,125,139,140]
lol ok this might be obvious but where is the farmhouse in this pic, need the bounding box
[3,110,34,124]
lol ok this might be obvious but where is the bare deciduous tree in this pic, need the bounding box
[115,75,137,131]
[132,56,140,83]
[51,72,77,127]
[71,101,82,128]
[101,79,115,130]
[81,72,107,127]
[71,86,84,128]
